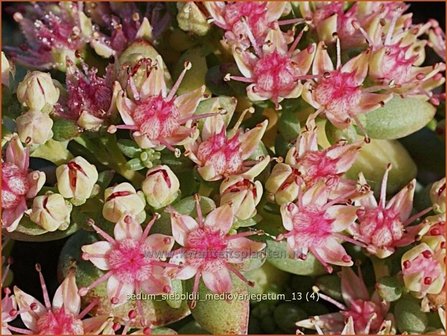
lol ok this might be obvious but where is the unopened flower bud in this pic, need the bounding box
[265,163,301,205]
[177,2,210,36]
[401,243,445,297]
[142,165,180,209]
[56,157,99,202]
[103,183,146,223]
[430,178,446,214]
[1,52,15,88]
[16,110,54,145]
[220,176,262,220]
[16,71,60,111]
[30,193,72,232]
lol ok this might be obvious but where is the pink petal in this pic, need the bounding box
[2,199,27,232]
[341,51,368,85]
[327,205,358,232]
[326,144,361,174]
[114,216,142,241]
[239,120,268,160]
[174,264,198,280]
[358,92,393,113]
[52,272,81,315]
[340,267,369,304]
[312,41,334,75]
[175,86,205,119]
[280,203,297,231]
[116,94,136,126]
[13,286,46,331]
[202,267,232,294]
[81,242,112,271]
[141,56,167,98]
[145,234,174,256]
[204,204,234,233]
[226,237,266,263]
[314,237,352,267]
[141,266,172,294]
[82,316,110,334]
[171,212,199,246]
[107,275,134,306]
[6,136,29,170]
[386,179,415,222]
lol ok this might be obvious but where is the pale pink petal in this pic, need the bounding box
[326,144,361,174]
[141,56,167,98]
[202,267,232,294]
[6,136,28,170]
[114,216,143,241]
[280,203,297,231]
[2,199,27,232]
[239,120,268,159]
[358,92,393,113]
[293,44,316,75]
[340,267,369,304]
[145,234,174,256]
[327,205,359,232]
[226,237,266,263]
[26,171,46,198]
[107,275,134,306]
[386,180,415,222]
[312,41,334,75]
[175,86,205,119]
[314,237,352,267]
[140,266,172,294]
[81,242,112,271]
[116,94,136,126]
[297,313,344,332]
[202,113,226,142]
[82,316,110,334]
[204,204,234,233]
[52,272,81,315]
[174,264,198,280]
[341,51,368,85]
[170,212,199,246]
[302,182,329,208]
[13,286,46,331]
[266,2,288,21]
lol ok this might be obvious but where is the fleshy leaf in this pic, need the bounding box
[395,296,428,333]
[265,240,326,276]
[186,275,250,335]
[30,139,73,165]
[364,96,436,140]
[346,138,417,195]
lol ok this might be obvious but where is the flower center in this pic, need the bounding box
[357,208,403,247]
[196,130,243,177]
[253,51,298,99]
[298,151,339,184]
[1,162,29,209]
[107,239,153,283]
[290,207,334,248]
[133,95,180,141]
[36,308,84,335]
[186,227,228,262]
[379,44,416,85]
[342,299,383,333]
[314,70,362,117]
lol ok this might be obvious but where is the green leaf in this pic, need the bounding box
[245,261,290,300]
[316,275,342,302]
[52,118,81,141]
[186,275,250,334]
[30,139,73,165]
[117,139,142,158]
[5,216,80,242]
[346,138,417,195]
[395,296,428,333]
[166,279,184,309]
[58,231,191,327]
[365,96,436,140]
[274,303,307,334]
[265,240,326,276]
[377,276,403,302]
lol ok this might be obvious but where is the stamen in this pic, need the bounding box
[142,213,161,240]
[89,219,116,244]
[403,206,433,226]
[167,61,192,101]
[312,286,346,310]
[289,25,309,54]
[379,164,392,207]
[226,263,255,287]
[194,194,204,226]
[35,264,51,309]
[224,74,253,83]
[79,271,113,296]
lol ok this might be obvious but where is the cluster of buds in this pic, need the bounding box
[15,71,60,145]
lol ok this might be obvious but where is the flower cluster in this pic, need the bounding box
[1,1,445,335]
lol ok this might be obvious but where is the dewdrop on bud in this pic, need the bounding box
[30,193,72,232]
[430,178,446,214]
[56,157,99,203]
[16,110,54,145]
[142,165,180,209]
[16,71,60,111]
[103,183,146,223]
